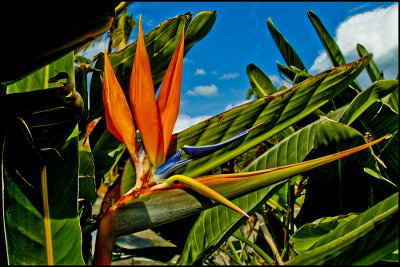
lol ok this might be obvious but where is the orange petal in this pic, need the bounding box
[103,49,138,157]
[157,28,185,160]
[130,16,164,168]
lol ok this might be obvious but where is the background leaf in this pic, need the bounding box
[339,80,398,125]
[179,118,379,264]
[173,56,371,178]
[288,193,398,265]
[356,43,384,82]
[307,10,362,93]
[1,52,84,265]
[267,18,306,71]
[246,63,277,98]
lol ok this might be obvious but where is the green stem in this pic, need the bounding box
[226,239,242,265]
[232,232,274,265]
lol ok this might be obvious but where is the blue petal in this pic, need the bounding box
[154,119,271,179]
[181,119,271,158]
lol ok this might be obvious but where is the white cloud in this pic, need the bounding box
[309,3,398,88]
[187,84,219,97]
[219,73,239,80]
[195,68,206,75]
[184,58,194,63]
[225,99,252,111]
[173,114,211,133]
[212,71,218,75]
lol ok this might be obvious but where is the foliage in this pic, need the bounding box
[1,3,397,266]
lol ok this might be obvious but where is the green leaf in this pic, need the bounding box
[92,129,126,184]
[246,63,277,98]
[179,118,376,264]
[267,18,306,71]
[307,10,362,92]
[78,146,97,203]
[120,159,136,196]
[339,80,398,125]
[357,43,384,82]
[0,55,84,151]
[174,55,371,178]
[184,11,217,54]
[2,125,84,265]
[1,53,84,264]
[287,193,398,265]
[379,131,399,184]
[291,213,359,253]
[295,119,377,224]
[277,63,312,85]
[359,102,398,141]
[179,182,285,265]
[385,79,399,113]
[7,52,74,93]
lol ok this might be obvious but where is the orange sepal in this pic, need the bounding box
[103,49,138,157]
[157,28,185,159]
[130,16,164,168]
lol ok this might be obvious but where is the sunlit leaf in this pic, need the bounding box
[173,55,371,178]
[267,18,306,71]
[356,43,384,82]
[307,10,362,92]
[179,118,379,264]
[246,63,277,98]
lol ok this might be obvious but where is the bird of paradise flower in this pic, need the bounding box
[95,16,387,265]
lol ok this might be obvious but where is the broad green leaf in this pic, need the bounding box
[1,53,84,264]
[92,129,127,184]
[307,10,362,92]
[179,118,376,264]
[379,130,399,184]
[120,159,136,196]
[359,101,398,142]
[179,182,286,265]
[74,64,91,139]
[357,43,384,82]
[385,79,399,113]
[246,63,277,98]
[287,193,398,265]
[89,11,216,122]
[339,80,398,125]
[7,52,74,93]
[364,167,398,190]
[174,55,371,178]
[291,213,359,253]
[0,53,84,150]
[295,120,377,224]
[277,63,311,85]
[184,11,217,54]
[2,125,84,265]
[78,145,97,203]
[2,2,119,85]
[267,18,306,71]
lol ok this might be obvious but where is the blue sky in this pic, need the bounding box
[88,2,398,132]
